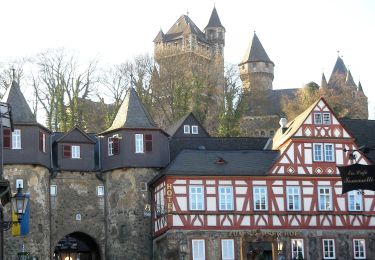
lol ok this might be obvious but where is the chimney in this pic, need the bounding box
[279,118,288,134]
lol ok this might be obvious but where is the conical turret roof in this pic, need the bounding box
[345,70,357,87]
[358,81,364,92]
[105,88,156,132]
[153,29,165,43]
[205,7,224,30]
[331,56,347,75]
[1,81,36,124]
[320,73,328,89]
[240,33,273,65]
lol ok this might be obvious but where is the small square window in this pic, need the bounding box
[314,113,322,124]
[50,185,57,196]
[140,182,148,192]
[184,125,190,134]
[16,179,24,189]
[323,113,331,125]
[97,185,104,196]
[191,125,198,134]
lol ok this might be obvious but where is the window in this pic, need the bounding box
[323,113,331,124]
[140,182,148,192]
[318,187,332,211]
[71,145,80,159]
[3,129,11,148]
[156,189,165,216]
[189,186,204,210]
[324,144,334,162]
[192,239,205,260]
[108,135,120,156]
[16,179,24,189]
[353,239,366,259]
[184,125,190,134]
[12,129,21,149]
[348,191,363,211]
[314,113,322,124]
[313,144,323,161]
[135,134,144,153]
[145,134,152,152]
[191,125,198,134]
[39,131,46,152]
[50,185,57,196]
[322,239,335,259]
[97,185,104,196]
[219,186,233,210]
[221,239,234,260]
[253,186,267,210]
[63,145,71,157]
[291,239,304,259]
[287,186,301,211]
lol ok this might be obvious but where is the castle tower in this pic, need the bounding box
[204,6,225,58]
[239,32,274,92]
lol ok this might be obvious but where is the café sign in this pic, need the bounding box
[338,164,375,193]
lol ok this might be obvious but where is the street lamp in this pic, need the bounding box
[12,185,29,222]
[179,239,188,260]
[277,236,285,260]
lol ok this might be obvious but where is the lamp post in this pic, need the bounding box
[179,239,188,260]
[277,236,285,260]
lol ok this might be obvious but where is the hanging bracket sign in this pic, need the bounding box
[338,164,375,193]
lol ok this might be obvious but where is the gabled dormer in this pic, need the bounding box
[270,97,371,175]
[166,112,209,138]
[100,88,169,171]
[1,80,51,167]
[54,126,96,171]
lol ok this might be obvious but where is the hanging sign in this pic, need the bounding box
[338,164,375,193]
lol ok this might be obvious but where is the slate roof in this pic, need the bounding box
[240,33,273,65]
[153,29,164,43]
[149,149,279,185]
[345,70,357,87]
[339,119,375,163]
[104,88,156,132]
[205,7,224,29]
[56,125,96,144]
[358,81,363,92]
[163,15,208,44]
[1,81,36,124]
[169,136,270,160]
[321,73,328,89]
[166,112,209,137]
[330,56,347,78]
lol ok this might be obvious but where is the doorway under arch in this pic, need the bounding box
[53,232,101,260]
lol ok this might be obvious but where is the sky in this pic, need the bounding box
[0,0,374,119]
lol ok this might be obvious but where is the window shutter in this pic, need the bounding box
[63,145,71,157]
[145,134,152,152]
[39,131,43,152]
[113,137,120,155]
[3,129,11,148]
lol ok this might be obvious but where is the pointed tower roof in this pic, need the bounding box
[345,70,357,87]
[358,81,364,92]
[104,88,156,132]
[331,56,347,75]
[153,29,165,43]
[240,33,273,65]
[164,15,207,43]
[1,81,36,124]
[205,7,224,30]
[320,73,328,89]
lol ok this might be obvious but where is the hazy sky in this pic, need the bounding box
[1,0,374,119]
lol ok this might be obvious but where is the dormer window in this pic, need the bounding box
[191,125,198,134]
[63,145,80,159]
[184,125,190,134]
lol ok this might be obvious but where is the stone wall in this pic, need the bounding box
[104,168,157,260]
[50,171,105,258]
[4,165,50,260]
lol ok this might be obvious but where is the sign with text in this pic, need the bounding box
[338,164,375,193]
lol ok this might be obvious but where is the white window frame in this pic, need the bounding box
[253,186,268,210]
[323,113,331,125]
[189,186,204,210]
[314,113,322,124]
[12,129,21,149]
[191,125,199,134]
[97,185,104,197]
[318,186,332,211]
[322,239,335,259]
[219,186,234,211]
[324,144,335,162]
[291,239,304,259]
[135,134,144,153]
[353,239,366,259]
[50,185,57,196]
[16,179,24,189]
[221,239,234,260]
[286,186,301,211]
[348,190,363,211]
[108,136,114,156]
[192,239,205,260]
[313,143,323,161]
[41,132,46,152]
[183,125,190,134]
[71,145,80,159]
[156,189,165,217]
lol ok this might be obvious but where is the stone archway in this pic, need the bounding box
[53,232,101,260]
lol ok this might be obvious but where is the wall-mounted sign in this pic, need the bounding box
[144,203,151,217]
[338,164,375,193]
[166,184,173,215]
